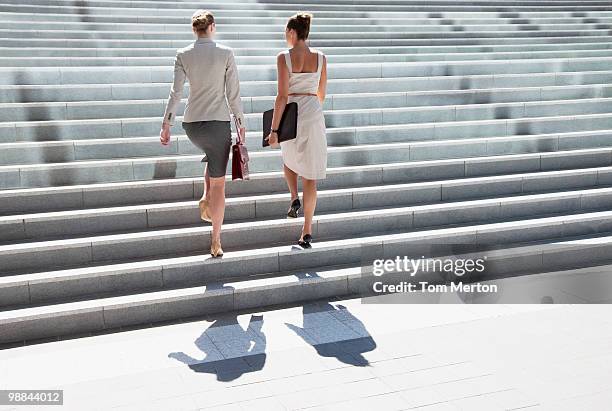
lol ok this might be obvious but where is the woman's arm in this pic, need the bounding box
[225,50,246,140]
[317,54,327,104]
[162,51,186,125]
[266,53,290,147]
[160,51,186,145]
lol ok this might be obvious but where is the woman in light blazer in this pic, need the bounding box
[160,10,246,257]
[266,13,328,249]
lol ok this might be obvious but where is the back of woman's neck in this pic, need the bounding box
[292,42,307,50]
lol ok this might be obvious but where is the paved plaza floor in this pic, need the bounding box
[1,292,611,410]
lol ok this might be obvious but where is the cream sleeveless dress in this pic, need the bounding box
[280,49,328,180]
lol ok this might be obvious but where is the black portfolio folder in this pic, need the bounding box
[262,102,298,147]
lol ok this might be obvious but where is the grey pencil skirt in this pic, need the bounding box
[182,120,232,178]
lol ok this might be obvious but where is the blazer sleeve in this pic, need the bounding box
[224,49,246,128]
[162,51,186,125]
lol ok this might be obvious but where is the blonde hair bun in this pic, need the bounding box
[192,10,215,33]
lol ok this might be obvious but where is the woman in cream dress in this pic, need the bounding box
[266,13,328,249]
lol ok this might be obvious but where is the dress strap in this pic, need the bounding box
[283,50,292,73]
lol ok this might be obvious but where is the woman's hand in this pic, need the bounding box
[238,127,246,143]
[265,131,279,148]
[160,123,171,146]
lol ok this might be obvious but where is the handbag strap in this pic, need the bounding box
[233,116,243,145]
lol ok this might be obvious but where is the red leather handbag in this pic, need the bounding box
[231,117,250,180]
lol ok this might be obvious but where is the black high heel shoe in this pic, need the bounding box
[298,234,312,249]
[287,198,301,218]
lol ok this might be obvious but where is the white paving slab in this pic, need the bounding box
[1,288,611,410]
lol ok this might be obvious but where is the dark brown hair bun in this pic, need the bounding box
[287,12,313,41]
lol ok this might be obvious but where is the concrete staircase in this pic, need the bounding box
[2,0,612,345]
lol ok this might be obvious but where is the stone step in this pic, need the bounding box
[5,19,612,33]
[7,83,612,120]
[4,56,612,86]
[1,190,611,275]
[1,123,611,168]
[0,141,398,189]
[3,2,612,15]
[17,0,611,3]
[3,116,612,188]
[4,25,612,41]
[3,6,612,17]
[1,221,611,344]
[4,100,612,145]
[6,0,612,8]
[1,165,610,242]
[3,12,612,25]
[7,48,612,68]
[212,0,612,3]
[3,71,612,103]
[3,41,612,59]
[3,87,612,122]
[4,34,612,50]
[3,142,610,213]
[174,0,612,3]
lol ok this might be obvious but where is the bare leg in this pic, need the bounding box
[283,164,299,201]
[208,176,226,244]
[301,177,317,238]
[198,165,213,222]
[200,165,211,202]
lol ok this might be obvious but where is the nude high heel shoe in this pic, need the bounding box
[211,239,224,258]
[199,198,212,222]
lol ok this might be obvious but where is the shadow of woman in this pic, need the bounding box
[168,314,266,382]
[286,302,377,367]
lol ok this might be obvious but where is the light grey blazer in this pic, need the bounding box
[162,37,245,128]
